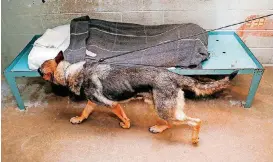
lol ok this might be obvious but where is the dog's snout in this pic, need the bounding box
[38,68,44,76]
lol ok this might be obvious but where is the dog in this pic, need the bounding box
[38,51,237,144]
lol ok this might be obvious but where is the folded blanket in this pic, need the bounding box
[28,24,70,70]
[64,16,209,68]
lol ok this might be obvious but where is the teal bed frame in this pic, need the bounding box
[4,31,264,110]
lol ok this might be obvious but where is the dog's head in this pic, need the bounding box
[38,51,83,95]
[38,51,64,83]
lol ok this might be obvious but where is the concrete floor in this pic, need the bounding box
[2,67,273,162]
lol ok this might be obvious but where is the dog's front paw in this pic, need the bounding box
[70,116,84,124]
[119,121,130,129]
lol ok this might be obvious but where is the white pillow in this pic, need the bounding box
[52,24,70,51]
[34,29,65,48]
[28,24,70,70]
[28,47,60,70]
[52,24,70,37]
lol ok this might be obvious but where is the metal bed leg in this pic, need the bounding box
[4,72,25,110]
[244,69,264,108]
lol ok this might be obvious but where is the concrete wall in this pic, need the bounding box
[2,0,273,71]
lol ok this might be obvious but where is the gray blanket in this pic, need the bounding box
[64,16,209,68]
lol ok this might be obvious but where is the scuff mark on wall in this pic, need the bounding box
[236,15,273,41]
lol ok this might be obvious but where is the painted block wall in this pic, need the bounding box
[1,0,273,72]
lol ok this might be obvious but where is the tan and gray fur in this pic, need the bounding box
[38,51,237,144]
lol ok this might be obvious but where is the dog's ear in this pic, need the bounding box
[55,51,64,64]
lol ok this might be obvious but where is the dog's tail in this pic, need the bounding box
[178,71,238,96]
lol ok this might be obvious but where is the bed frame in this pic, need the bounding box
[4,31,264,110]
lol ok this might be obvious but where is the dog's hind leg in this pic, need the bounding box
[111,103,131,129]
[171,110,201,144]
[70,100,96,124]
[150,89,201,144]
[185,117,201,144]
[148,88,176,134]
[170,89,201,144]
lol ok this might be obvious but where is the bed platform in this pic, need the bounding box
[4,31,264,110]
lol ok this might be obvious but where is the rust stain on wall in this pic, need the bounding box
[236,15,273,41]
